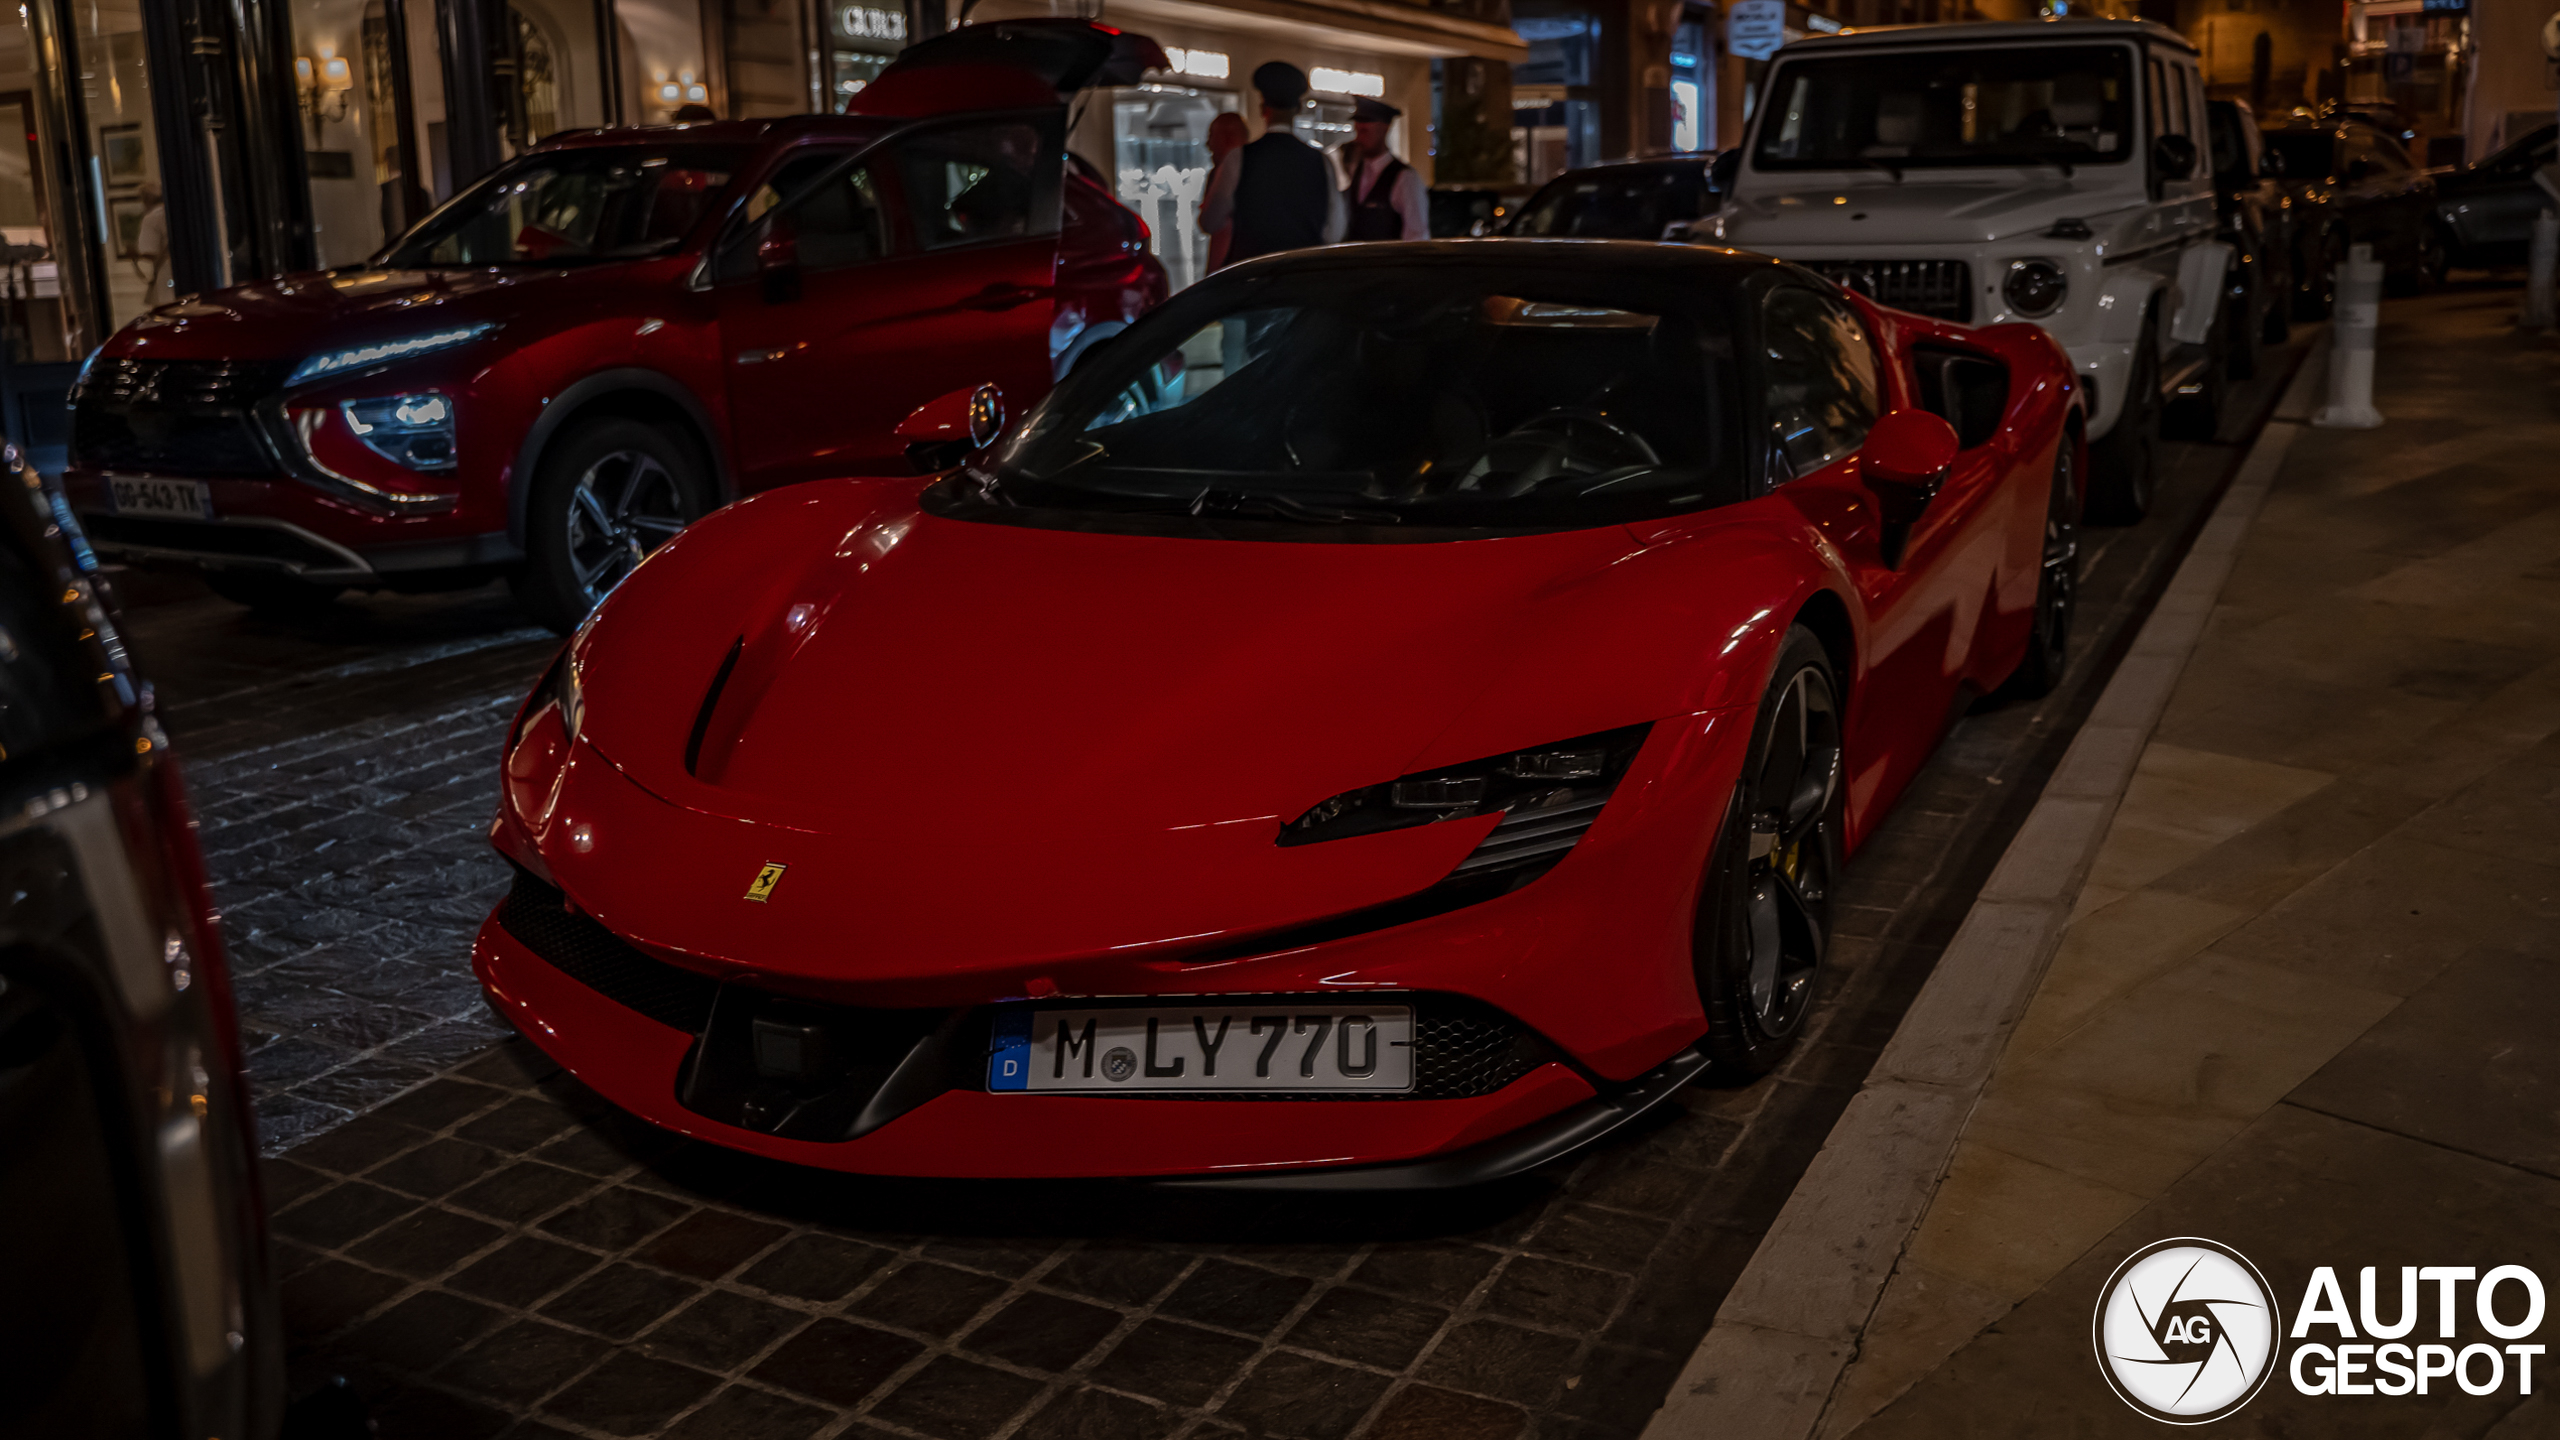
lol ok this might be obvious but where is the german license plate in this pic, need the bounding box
[107,476,213,520]
[988,1003,1415,1094]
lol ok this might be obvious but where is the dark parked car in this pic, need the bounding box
[2262,118,2444,302]
[2433,122,2557,269]
[63,20,1171,633]
[2205,99,2294,378]
[1506,156,1720,240]
[0,446,283,1438]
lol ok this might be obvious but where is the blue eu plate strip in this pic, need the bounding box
[986,1006,1033,1091]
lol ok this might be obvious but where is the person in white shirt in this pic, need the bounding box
[1338,97,1429,242]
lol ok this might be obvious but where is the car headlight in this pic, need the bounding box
[341,392,457,472]
[2003,259,2069,318]
[286,322,497,388]
[1283,724,1652,884]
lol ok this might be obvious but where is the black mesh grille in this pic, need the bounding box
[500,868,1557,1101]
[1801,259,1974,322]
[70,357,293,479]
[1411,997,1550,1099]
[497,870,717,1032]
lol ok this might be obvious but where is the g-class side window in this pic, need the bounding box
[1762,287,1881,481]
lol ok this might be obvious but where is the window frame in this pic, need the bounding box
[1752,279,1885,491]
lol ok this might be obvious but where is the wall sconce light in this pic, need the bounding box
[296,51,353,142]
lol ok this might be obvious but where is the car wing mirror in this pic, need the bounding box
[1861,408,1961,552]
[1710,148,1743,194]
[2258,149,2286,179]
[895,383,1006,473]
[757,215,801,304]
[2151,133,2199,183]
[2343,158,2376,182]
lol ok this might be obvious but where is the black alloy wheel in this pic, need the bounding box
[2002,441,2081,699]
[200,569,344,611]
[1697,626,1842,1076]
[2165,309,2228,443]
[2294,229,2343,321]
[2088,315,2161,525]
[516,418,712,635]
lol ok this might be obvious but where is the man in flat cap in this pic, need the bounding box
[1201,61,1344,265]
[1340,96,1428,242]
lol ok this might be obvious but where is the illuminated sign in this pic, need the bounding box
[837,4,905,43]
[1311,66,1385,98]
[1162,47,1231,80]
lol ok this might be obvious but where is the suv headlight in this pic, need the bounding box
[285,322,496,388]
[2003,259,2069,318]
[1282,724,1651,850]
[341,392,457,472]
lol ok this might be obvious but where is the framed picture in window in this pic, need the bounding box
[99,124,148,186]
[109,194,147,258]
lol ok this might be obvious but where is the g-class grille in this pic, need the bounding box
[1801,259,1974,323]
[69,357,293,478]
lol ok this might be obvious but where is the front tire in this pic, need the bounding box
[2000,440,2080,700]
[515,418,713,635]
[2088,316,2161,526]
[1696,626,1843,1077]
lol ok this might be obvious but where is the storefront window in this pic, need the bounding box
[1111,85,1239,292]
[1512,5,1601,183]
[827,2,904,110]
[1670,19,1710,152]
[0,24,70,362]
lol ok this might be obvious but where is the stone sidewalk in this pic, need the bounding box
[1816,288,2560,1435]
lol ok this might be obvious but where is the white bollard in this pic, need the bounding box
[2312,242,2385,430]
[2526,208,2559,331]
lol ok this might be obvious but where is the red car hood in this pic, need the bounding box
[104,264,661,362]
[541,482,1738,988]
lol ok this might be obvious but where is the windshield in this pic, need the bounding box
[1754,45,2136,171]
[1510,168,1714,239]
[383,145,746,267]
[981,267,1735,533]
[2261,130,2335,183]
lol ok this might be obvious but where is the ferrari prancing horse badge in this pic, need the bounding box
[745,863,786,902]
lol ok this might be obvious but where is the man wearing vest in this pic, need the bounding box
[1199,62,1345,266]
[1340,96,1429,242]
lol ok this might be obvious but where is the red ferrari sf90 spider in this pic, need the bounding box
[473,241,2082,1186]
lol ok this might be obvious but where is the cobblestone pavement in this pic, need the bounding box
[114,346,2312,1440]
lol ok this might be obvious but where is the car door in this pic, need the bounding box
[715,117,1062,485]
[2474,127,2557,249]
[1757,285,2004,806]
[2338,124,2422,264]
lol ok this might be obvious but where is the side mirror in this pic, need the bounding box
[1710,148,1743,194]
[2343,158,2376,182]
[2258,149,2286,179]
[1861,408,1961,530]
[2151,133,2199,183]
[757,216,800,305]
[895,383,1006,473]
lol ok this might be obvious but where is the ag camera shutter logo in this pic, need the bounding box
[2093,1238,2281,1423]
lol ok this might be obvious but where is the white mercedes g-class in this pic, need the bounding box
[1703,19,2228,523]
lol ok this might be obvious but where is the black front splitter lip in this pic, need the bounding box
[1153,1042,1712,1192]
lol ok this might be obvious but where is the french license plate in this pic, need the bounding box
[107,476,213,520]
[988,1003,1415,1094]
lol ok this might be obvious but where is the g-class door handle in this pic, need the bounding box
[963,283,1050,311]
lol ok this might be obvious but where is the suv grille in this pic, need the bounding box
[1801,259,1974,322]
[70,357,294,479]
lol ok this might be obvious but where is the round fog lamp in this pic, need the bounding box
[2004,260,2068,318]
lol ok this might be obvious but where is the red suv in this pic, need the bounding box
[64,21,1170,631]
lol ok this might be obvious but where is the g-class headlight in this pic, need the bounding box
[2003,259,2069,318]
